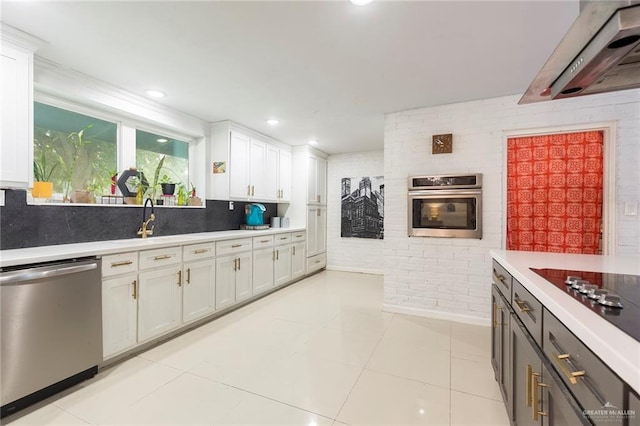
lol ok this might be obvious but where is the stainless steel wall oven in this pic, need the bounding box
[408,174,482,238]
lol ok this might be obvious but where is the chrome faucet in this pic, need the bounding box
[137,198,155,239]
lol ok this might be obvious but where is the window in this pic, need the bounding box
[33,102,117,200]
[135,129,190,197]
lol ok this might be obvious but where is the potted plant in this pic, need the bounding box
[160,174,176,196]
[32,152,58,198]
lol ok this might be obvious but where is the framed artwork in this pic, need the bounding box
[341,176,384,239]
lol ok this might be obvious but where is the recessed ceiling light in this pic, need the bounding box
[157,138,169,143]
[350,0,373,5]
[267,119,279,125]
[308,140,319,145]
[145,89,166,98]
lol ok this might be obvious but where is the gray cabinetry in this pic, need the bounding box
[491,283,512,420]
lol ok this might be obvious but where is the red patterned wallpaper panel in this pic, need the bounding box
[506,131,603,254]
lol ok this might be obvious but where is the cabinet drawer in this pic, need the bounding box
[216,238,252,256]
[102,252,138,277]
[139,246,182,270]
[183,242,215,262]
[492,260,512,300]
[512,279,542,345]
[291,231,306,242]
[252,235,274,248]
[543,308,624,424]
[307,253,326,273]
[274,233,292,246]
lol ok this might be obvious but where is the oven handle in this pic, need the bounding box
[408,189,482,197]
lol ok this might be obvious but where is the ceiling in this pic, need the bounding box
[2,1,579,155]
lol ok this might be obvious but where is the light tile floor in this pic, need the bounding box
[5,270,510,426]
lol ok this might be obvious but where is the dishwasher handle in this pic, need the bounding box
[0,261,99,284]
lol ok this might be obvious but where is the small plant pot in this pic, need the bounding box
[32,181,53,198]
[71,190,93,204]
[161,183,176,195]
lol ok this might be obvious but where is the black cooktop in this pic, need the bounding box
[530,268,640,342]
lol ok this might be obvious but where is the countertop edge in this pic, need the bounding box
[490,249,640,395]
[0,227,307,268]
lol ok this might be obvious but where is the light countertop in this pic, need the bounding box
[0,227,306,268]
[491,249,640,394]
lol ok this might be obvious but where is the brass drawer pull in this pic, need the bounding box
[111,260,133,267]
[492,303,501,328]
[194,248,210,254]
[177,270,182,286]
[279,237,288,240]
[315,260,321,264]
[526,365,533,407]
[154,254,172,261]
[132,280,137,299]
[186,268,191,284]
[295,234,303,237]
[260,239,271,243]
[532,373,549,421]
[514,298,532,313]
[231,244,242,248]
[493,271,506,281]
[552,352,585,384]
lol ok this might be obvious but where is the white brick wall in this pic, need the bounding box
[384,90,640,324]
[327,151,384,274]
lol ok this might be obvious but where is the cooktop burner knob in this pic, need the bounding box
[587,288,608,300]
[598,294,624,309]
[579,283,598,294]
[565,275,581,285]
[572,279,589,290]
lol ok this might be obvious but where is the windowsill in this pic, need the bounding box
[27,199,206,209]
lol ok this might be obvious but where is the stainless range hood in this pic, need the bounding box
[520,1,640,104]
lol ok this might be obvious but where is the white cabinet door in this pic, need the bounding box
[138,266,182,342]
[215,255,237,310]
[265,144,279,202]
[183,259,215,323]
[279,149,291,202]
[307,156,318,204]
[317,206,327,253]
[1,45,31,188]
[249,139,267,199]
[316,158,327,205]
[274,244,292,286]
[307,206,319,256]
[229,131,251,199]
[252,246,274,295]
[291,241,306,280]
[102,274,138,358]
[235,251,253,302]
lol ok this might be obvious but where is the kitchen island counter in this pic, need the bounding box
[491,249,640,394]
[0,227,306,268]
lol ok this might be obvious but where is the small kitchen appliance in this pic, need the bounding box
[531,268,640,342]
[245,203,266,226]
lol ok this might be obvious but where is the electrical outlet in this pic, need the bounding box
[229,201,234,210]
[624,202,637,216]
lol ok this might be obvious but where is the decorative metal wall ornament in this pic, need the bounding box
[341,176,384,239]
[432,133,453,154]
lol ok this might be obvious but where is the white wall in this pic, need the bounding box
[383,90,640,324]
[327,151,384,274]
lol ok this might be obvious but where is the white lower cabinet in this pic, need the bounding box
[274,244,292,286]
[235,251,253,302]
[182,259,215,323]
[102,273,138,358]
[291,241,306,280]
[137,265,182,342]
[253,246,275,295]
[307,206,327,257]
[216,251,253,309]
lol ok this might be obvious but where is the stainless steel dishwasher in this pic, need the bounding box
[0,257,102,418]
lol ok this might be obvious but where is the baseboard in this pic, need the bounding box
[382,304,491,327]
[326,265,383,275]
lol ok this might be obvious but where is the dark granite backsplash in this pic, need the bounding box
[0,190,277,249]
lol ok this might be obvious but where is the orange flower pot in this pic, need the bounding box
[32,181,53,198]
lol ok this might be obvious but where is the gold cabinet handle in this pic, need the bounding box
[251,185,255,196]
[552,352,585,384]
[317,208,320,217]
[261,239,271,243]
[154,254,172,261]
[315,260,321,264]
[526,365,533,407]
[247,185,251,196]
[317,194,320,202]
[111,260,133,268]
[231,244,242,248]
[295,234,303,237]
[238,257,241,270]
[177,270,182,286]
[276,249,279,260]
[233,258,238,271]
[132,280,137,299]
[186,268,191,284]
[492,303,501,328]
[493,271,506,281]
[279,237,288,240]
[194,248,210,254]
[292,246,296,255]
[532,373,549,421]
[514,298,531,313]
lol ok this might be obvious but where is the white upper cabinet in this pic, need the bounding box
[0,27,45,189]
[207,121,291,202]
[307,155,327,205]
